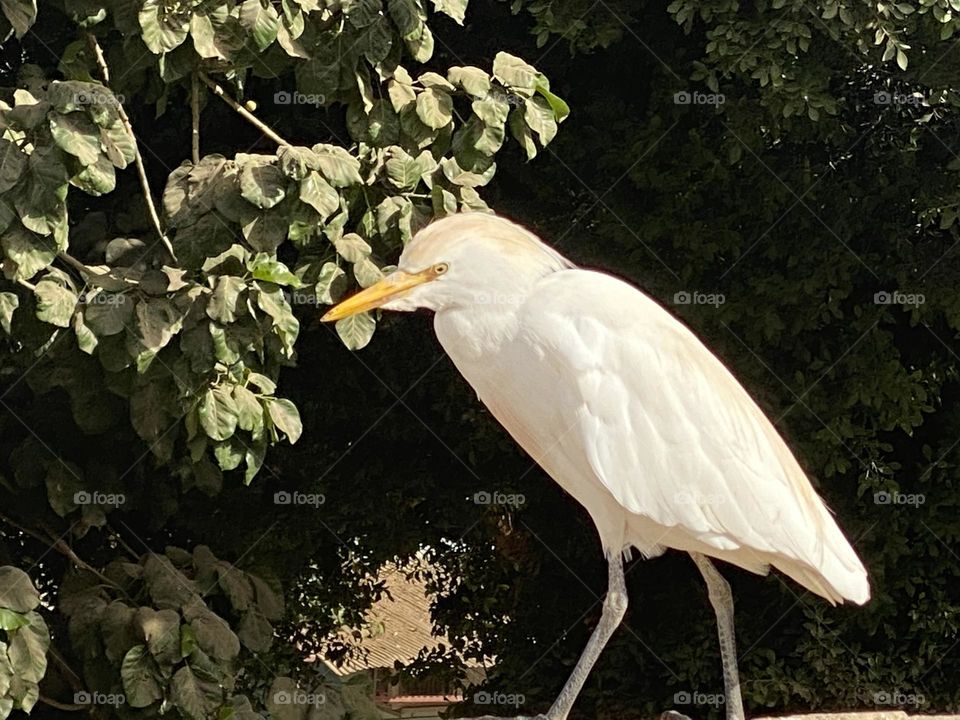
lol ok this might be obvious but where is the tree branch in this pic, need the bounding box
[86,34,178,263]
[199,72,291,147]
[191,71,201,164]
[38,695,86,712]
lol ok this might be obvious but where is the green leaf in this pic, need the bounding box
[336,312,376,350]
[184,601,240,661]
[524,96,558,145]
[416,88,453,129]
[0,293,19,334]
[247,372,276,394]
[354,257,384,288]
[207,276,245,324]
[136,298,185,352]
[315,262,347,303]
[431,0,467,23]
[250,255,302,287]
[334,232,371,262]
[299,171,340,218]
[8,611,49,685]
[237,609,273,652]
[49,111,102,165]
[310,144,363,187]
[172,664,223,720]
[448,66,490,96]
[71,154,116,195]
[35,279,77,328]
[535,80,570,122]
[199,386,239,441]
[72,310,98,353]
[137,607,181,668]
[0,139,27,193]
[240,0,280,50]
[265,398,302,443]
[0,0,37,38]
[240,163,287,209]
[492,52,538,95]
[232,386,264,434]
[121,644,163,708]
[84,293,134,335]
[0,609,28,631]
[0,567,40,612]
[256,284,299,357]
[139,0,190,54]
[1,225,55,281]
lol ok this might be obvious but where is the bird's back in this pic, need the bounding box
[435,267,869,605]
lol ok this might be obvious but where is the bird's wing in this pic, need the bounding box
[519,269,868,602]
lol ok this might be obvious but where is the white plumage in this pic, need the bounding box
[323,212,870,720]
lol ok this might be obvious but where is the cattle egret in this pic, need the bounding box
[322,213,870,720]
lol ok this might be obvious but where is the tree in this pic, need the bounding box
[0,1,566,717]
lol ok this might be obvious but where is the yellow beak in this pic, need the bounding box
[321,269,435,322]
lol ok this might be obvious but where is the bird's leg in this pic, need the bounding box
[689,552,746,720]
[544,552,628,720]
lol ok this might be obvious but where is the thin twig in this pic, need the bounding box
[57,252,91,275]
[199,72,291,147]
[86,34,178,262]
[106,520,139,560]
[191,71,201,164]
[15,278,36,291]
[48,644,85,691]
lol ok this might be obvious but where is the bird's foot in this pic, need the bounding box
[660,711,694,720]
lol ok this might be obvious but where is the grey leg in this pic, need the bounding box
[467,553,627,720]
[546,552,627,720]
[689,552,746,720]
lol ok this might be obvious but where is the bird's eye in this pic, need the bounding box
[432,262,449,275]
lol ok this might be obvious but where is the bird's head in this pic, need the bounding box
[321,212,573,321]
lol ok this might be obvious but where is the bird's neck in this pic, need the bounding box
[434,303,522,362]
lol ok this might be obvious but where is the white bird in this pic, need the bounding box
[322,212,869,720]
